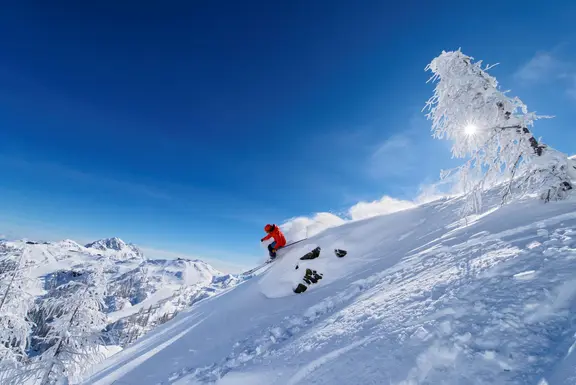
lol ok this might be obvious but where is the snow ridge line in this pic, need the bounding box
[168,267,397,383]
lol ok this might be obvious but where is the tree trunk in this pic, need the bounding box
[39,355,57,385]
[465,56,571,193]
[495,104,573,195]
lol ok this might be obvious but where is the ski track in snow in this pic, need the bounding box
[84,314,208,385]
[168,272,385,383]
[89,319,204,385]
[285,337,373,385]
[83,196,576,385]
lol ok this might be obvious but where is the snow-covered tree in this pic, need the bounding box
[569,156,576,180]
[32,261,109,385]
[424,49,572,214]
[109,263,150,304]
[0,247,36,382]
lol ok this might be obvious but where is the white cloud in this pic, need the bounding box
[368,134,414,178]
[366,113,454,182]
[514,50,576,100]
[514,52,565,83]
[373,135,411,156]
[348,196,416,220]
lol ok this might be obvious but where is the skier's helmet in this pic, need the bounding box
[264,224,273,233]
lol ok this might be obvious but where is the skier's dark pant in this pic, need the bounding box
[268,242,282,258]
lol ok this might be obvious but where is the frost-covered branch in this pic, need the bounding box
[424,49,572,213]
[31,261,109,385]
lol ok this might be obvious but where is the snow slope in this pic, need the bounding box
[83,194,576,385]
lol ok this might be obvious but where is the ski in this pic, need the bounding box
[242,260,274,275]
[284,238,307,248]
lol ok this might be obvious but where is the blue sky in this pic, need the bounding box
[1,1,576,271]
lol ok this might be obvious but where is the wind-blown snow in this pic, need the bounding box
[83,192,576,385]
[348,195,416,220]
[280,196,419,242]
[281,213,345,242]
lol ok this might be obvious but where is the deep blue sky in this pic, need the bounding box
[1,0,575,270]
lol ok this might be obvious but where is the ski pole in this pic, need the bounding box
[284,238,307,248]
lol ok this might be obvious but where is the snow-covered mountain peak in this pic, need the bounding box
[85,237,145,261]
[85,237,128,251]
[53,239,84,250]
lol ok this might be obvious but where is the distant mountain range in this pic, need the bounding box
[1,237,250,350]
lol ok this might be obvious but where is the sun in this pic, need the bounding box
[464,124,478,136]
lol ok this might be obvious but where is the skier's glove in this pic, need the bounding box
[260,238,265,242]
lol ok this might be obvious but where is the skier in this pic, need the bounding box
[261,224,286,259]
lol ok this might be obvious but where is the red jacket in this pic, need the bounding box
[262,225,286,248]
